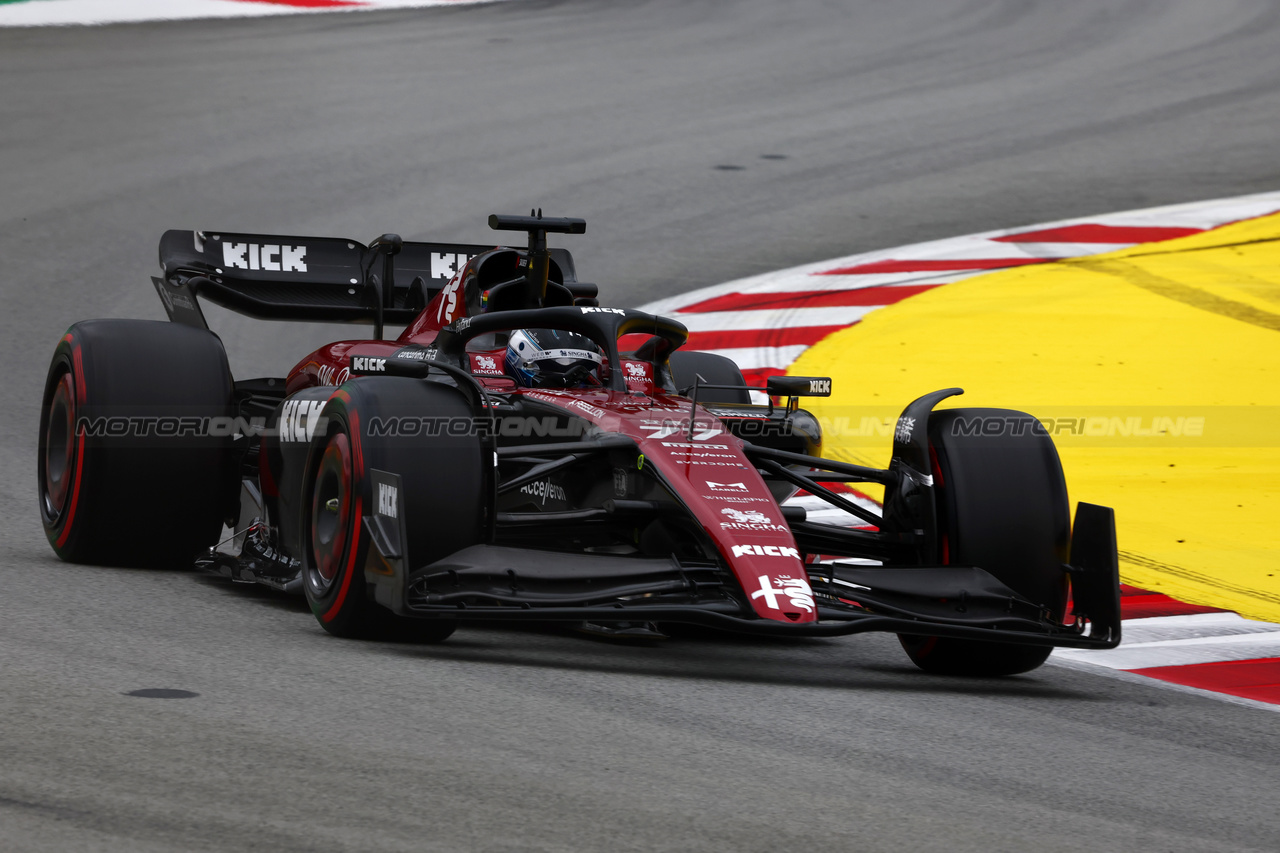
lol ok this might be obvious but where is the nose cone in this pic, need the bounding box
[732,553,818,624]
[638,434,816,624]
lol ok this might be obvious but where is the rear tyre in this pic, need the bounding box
[669,351,749,405]
[301,378,487,641]
[898,408,1070,676]
[38,320,236,567]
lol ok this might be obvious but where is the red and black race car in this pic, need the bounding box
[38,213,1121,676]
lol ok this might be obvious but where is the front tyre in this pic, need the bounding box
[301,378,487,642]
[898,408,1070,676]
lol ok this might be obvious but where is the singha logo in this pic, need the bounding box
[721,507,770,524]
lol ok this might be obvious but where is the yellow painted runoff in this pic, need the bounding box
[791,213,1280,622]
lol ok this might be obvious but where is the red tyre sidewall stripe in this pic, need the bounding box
[55,435,85,550]
[55,344,86,549]
[72,344,86,405]
[322,407,362,624]
[349,407,364,474]
[321,495,362,623]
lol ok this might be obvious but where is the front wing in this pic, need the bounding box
[371,502,1121,650]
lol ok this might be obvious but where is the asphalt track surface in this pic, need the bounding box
[2,2,1279,850]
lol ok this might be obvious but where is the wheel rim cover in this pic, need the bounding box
[44,372,76,518]
[310,432,351,590]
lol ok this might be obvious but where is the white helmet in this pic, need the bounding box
[504,328,605,388]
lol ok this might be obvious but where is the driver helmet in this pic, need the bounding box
[505,328,605,388]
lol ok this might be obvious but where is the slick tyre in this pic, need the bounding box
[898,408,1070,677]
[38,320,236,567]
[301,378,487,642]
[669,351,750,404]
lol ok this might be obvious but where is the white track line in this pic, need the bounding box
[1048,656,1280,714]
[677,306,879,333]
[1116,612,1280,644]
[0,0,502,27]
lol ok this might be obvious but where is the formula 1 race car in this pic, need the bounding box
[38,213,1122,675]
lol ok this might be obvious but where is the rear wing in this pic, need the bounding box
[153,229,581,333]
